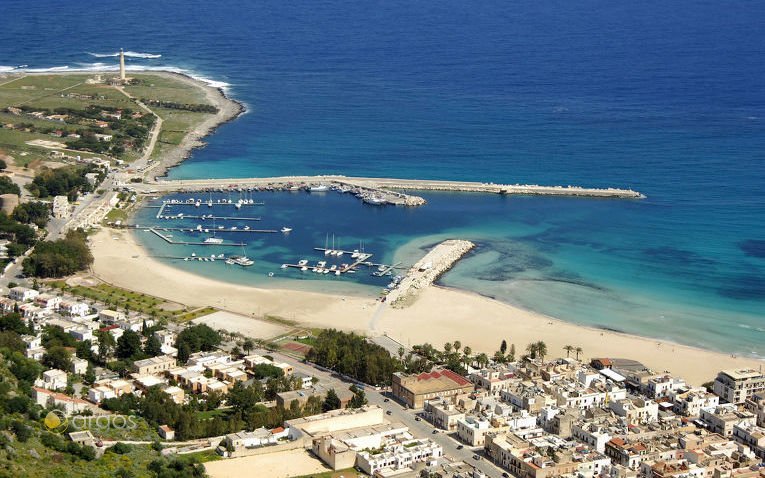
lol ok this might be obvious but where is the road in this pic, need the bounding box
[252,346,507,478]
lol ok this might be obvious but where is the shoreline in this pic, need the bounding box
[90,228,764,386]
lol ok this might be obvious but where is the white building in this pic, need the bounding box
[37,369,68,391]
[645,375,688,399]
[713,369,765,405]
[71,357,89,375]
[456,417,494,447]
[9,286,39,302]
[59,301,90,317]
[35,294,61,310]
[609,397,658,425]
[356,439,443,476]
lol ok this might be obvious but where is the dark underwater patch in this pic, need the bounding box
[643,246,716,266]
[718,274,765,300]
[740,240,765,258]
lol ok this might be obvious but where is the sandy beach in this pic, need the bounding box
[90,228,763,385]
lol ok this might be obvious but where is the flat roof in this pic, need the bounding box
[599,368,626,382]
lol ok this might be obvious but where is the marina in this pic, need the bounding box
[154,200,264,219]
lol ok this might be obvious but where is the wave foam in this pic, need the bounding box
[88,51,162,59]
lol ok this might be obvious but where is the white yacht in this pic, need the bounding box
[204,237,224,244]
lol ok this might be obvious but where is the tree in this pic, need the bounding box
[398,347,405,361]
[97,330,116,362]
[453,341,462,354]
[443,342,452,355]
[509,344,515,362]
[348,385,368,409]
[84,363,96,384]
[143,334,162,357]
[476,353,489,369]
[462,346,472,367]
[22,230,93,278]
[500,339,507,355]
[563,345,574,358]
[0,176,20,195]
[536,341,547,361]
[575,346,583,360]
[323,388,341,412]
[0,158,6,170]
[175,324,221,363]
[116,330,143,359]
[43,345,72,371]
[12,202,51,227]
[243,338,254,355]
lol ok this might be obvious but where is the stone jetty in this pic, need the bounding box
[386,239,475,307]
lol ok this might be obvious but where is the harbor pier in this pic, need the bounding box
[134,175,645,208]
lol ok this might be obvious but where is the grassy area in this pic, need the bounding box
[0,437,165,478]
[72,416,161,442]
[0,72,216,169]
[181,449,222,463]
[125,74,210,105]
[47,280,217,322]
[104,207,129,223]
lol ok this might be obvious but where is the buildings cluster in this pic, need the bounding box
[390,357,765,478]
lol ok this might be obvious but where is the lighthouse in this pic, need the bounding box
[119,49,126,82]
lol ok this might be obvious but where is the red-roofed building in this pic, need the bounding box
[392,368,474,408]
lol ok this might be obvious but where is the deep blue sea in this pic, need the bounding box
[1,0,764,355]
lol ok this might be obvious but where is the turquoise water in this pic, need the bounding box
[2,0,763,355]
[133,190,765,356]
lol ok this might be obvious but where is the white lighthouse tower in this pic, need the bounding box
[119,49,126,82]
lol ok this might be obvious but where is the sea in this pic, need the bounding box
[1,0,764,356]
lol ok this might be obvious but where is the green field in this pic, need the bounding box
[0,72,216,169]
[47,280,217,322]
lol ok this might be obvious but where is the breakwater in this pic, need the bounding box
[387,239,475,307]
[135,175,645,208]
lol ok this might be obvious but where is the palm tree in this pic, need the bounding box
[243,338,254,355]
[526,342,538,359]
[575,346,583,360]
[462,346,472,367]
[398,347,405,361]
[536,341,547,361]
[453,341,462,354]
[563,345,574,358]
[443,342,452,355]
[477,353,489,369]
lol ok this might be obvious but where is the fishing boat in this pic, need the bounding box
[280,226,292,233]
[310,184,329,192]
[298,259,308,266]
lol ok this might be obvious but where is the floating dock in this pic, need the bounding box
[133,225,277,234]
[146,228,246,246]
